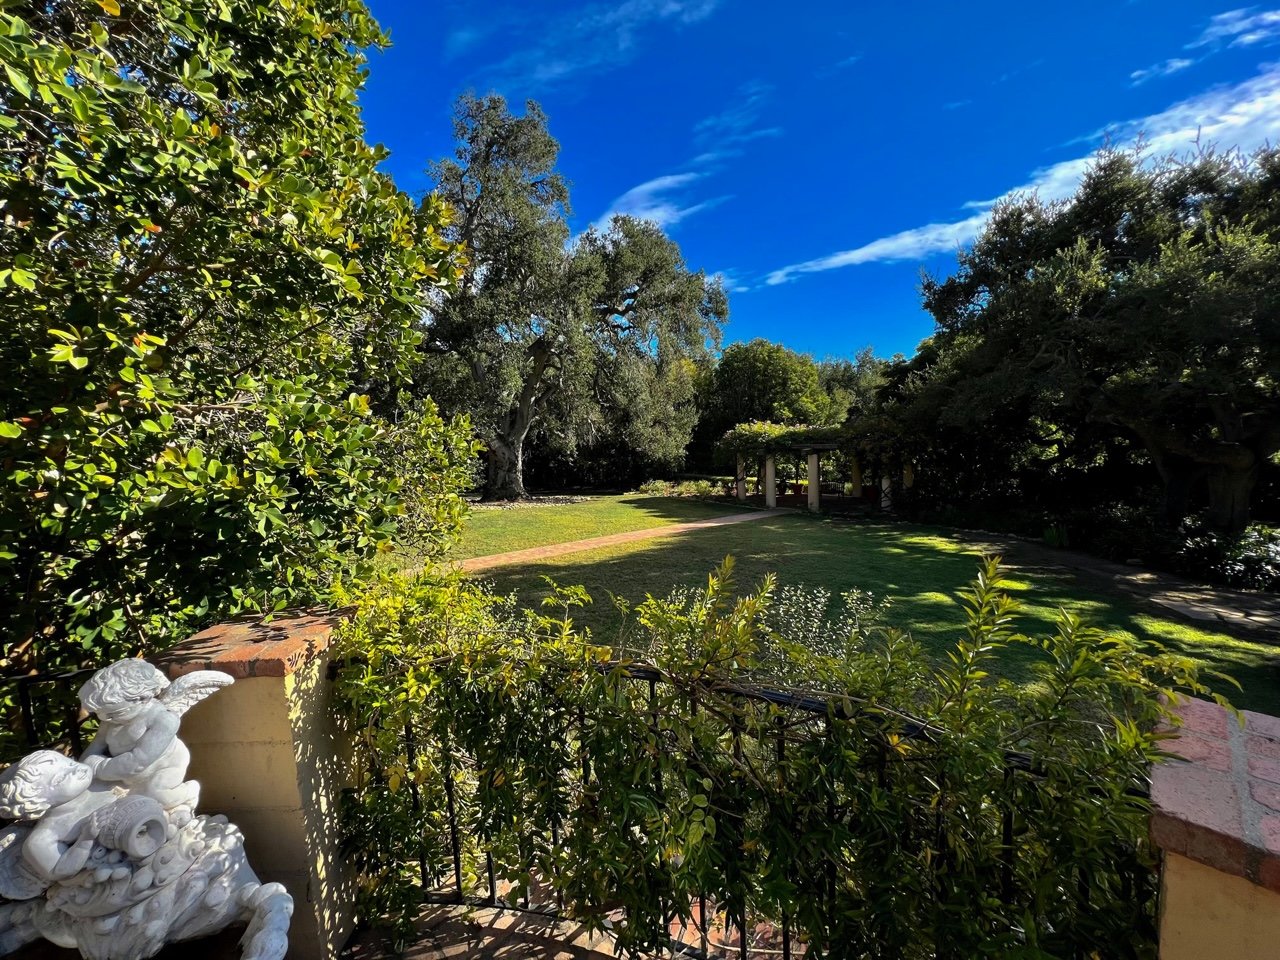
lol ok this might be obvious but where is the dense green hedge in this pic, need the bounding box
[336,559,1226,958]
[0,0,474,679]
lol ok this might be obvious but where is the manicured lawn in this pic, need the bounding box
[453,494,747,560]
[466,510,1280,714]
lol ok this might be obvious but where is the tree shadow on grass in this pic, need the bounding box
[473,515,1280,714]
[609,495,752,522]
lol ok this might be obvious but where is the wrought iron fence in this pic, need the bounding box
[0,667,97,764]
[389,662,1144,960]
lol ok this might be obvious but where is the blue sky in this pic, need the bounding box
[359,1,1280,359]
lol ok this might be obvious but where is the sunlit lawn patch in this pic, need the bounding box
[462,511,1280,713]
[450,494,746,560]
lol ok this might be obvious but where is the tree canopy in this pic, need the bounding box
[0,0,474,672]
[415,94,726,500]
[867,147,1280,534]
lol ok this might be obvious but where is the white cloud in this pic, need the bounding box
[1191,7,1280,48]
[815,54,863,77]
[587,81,777,238]
[476,0,722,91]
[711,269,752,293]
[1130,57,1195,85]
[764,215,989,285]
[594,173,728,230]
[764,64,1280,286]
[694,81,783,147]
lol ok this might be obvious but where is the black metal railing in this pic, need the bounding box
[393,662,1126,960]
[0,667,97,764]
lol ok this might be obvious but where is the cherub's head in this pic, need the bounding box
[0,751,92,819]
[79,660,169,723]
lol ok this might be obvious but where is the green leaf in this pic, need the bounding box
[4,65,31,100]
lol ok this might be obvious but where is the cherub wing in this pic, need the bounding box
[159,670,234,718]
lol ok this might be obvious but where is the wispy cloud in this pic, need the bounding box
[1190,7,1280,48]
[589,80,776,241]
[694,81,784,148]
[815,54,863,77]
[995,58,1045,85]
[764,64,1280,286]
[593,173,729,230]
[444,26,486,59]
[711,268,753,293]
[1127,9,1280,87]
[1130,57,1195,85]
[468,0,722,92]
[943,99,973,110]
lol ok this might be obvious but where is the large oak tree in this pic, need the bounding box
[418,94,726,500]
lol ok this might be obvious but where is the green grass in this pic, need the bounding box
[464,511,1280,714]
[453,494,746,560]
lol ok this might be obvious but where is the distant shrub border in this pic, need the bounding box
[636,479,724,499]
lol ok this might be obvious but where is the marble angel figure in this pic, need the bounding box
[77,661,233,824]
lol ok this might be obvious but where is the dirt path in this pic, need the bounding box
[937,526,1280,642]
[458,509,789,573]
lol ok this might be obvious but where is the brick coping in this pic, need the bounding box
[153,609,347,680]
[1151,695,1280,891]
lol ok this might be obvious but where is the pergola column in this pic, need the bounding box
[807,452,821,513]
[880,476,892,510]
[764,455,777,508]
[850,456,863,499]
[735,455,746,501]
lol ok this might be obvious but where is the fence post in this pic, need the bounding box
[1151,696,1280,959]
[156,611,356,960]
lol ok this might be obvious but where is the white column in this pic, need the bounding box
[764,456,777,508]
[735,455,746,501]
[850,457,863,499]
[881,476,892,510]
[807,452,820,513]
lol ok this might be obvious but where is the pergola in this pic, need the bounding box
[737,440,841,512]
[720,422,893,514]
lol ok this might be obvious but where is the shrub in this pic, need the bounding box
[1173,523,1280,591]
[1059,503,1280,591]
[336,558,1227,957]
[636,480,676,497]
[636,479,719,499]
[674,479,717,498]
[0,1,470,675]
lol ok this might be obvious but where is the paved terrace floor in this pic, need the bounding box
[344,907,620,960]
[344,904,780,960]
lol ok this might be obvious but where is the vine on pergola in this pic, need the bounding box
[718,422,843,460]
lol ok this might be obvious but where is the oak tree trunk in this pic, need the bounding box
[484,438,527,501]
[1206,461,1257,536]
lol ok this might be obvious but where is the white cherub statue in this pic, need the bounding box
[0,659,292,960]
[0,751,148,890]
[78,661,233,824]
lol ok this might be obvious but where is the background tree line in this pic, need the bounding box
[846,148,1280,588]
